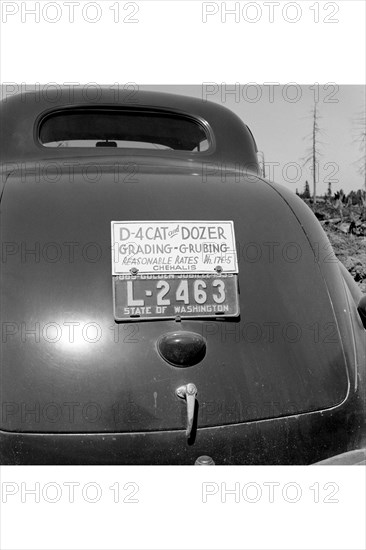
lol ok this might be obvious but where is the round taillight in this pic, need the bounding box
[157,331,206,367]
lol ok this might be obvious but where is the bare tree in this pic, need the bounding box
[327,181,332,202]
[302,102,323,205]
[353,110,366,192]
[334,190,345,221]
[257,150,266,178]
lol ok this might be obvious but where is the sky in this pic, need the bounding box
[144,85,365,196]
[1,84,364,196]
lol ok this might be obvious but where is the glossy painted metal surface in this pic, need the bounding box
[0,391,365,464]
[0,88,258,167]
[0,88,365,464]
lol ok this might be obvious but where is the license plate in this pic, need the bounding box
[113,274,240,321]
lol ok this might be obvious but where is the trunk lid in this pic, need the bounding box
[0,166,349,432]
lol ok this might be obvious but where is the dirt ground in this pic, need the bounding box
[305,200,366,294]
[324,226,366,293]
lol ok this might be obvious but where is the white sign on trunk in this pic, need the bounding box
[111,220,238,275]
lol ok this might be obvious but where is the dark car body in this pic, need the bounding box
[0,88,365,464]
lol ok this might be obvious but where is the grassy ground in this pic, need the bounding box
[325,226,366,293]
[304,200,366,293]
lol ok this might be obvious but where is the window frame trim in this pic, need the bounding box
[35,105,216,156]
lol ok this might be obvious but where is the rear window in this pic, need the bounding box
[39,109,210,152]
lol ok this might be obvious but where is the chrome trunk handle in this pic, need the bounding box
[176,383,198,438]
